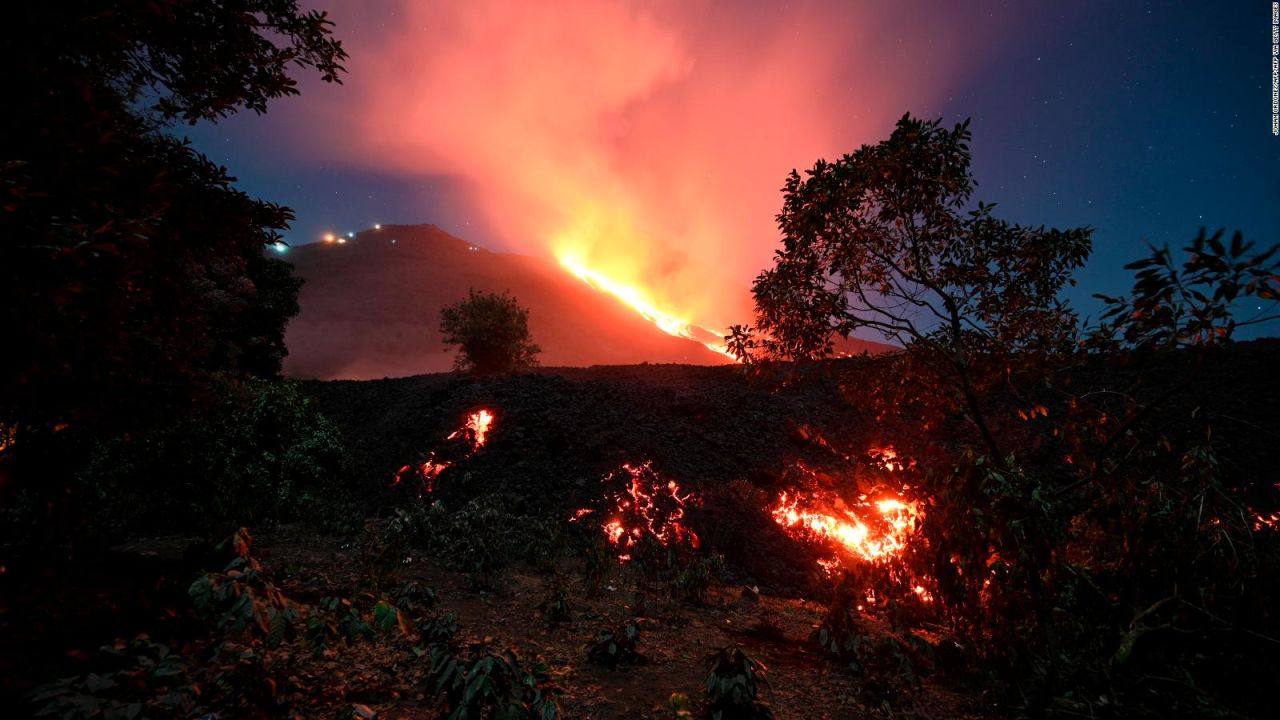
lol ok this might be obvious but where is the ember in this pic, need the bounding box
[573,461,700,563]
[392,409,496,493]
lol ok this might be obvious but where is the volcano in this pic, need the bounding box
[281,224,890,379]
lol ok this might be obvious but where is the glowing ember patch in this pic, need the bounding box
[1252,510,1280,532]
[574,461,701,563]
[392,408,496,493]
[868,445,910,472]
[772,489,919,563]
[557,254,736,361]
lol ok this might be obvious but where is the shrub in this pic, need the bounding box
[539,582,573,624]
[27,637,197,719]
[703,647,773,720]
[188,528,297,647]
[77,379,346,535]
[426,645,561,719]
[440,289,541,374]
[586,621,644,669]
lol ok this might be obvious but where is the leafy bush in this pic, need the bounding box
[812,579,921,708]
[739,109,1280,716]
[384,496,564,590]
[703,647,773,720]
[27,637,197,719]
[77,379,346,535]
[188,528,297,647]
[427,645,561,719]
[539,582,573,624]
[440,289,541,375]
[586,621,644,669]
[304,596,376,654]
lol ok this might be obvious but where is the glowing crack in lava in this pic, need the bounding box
[557,254,736,361]
[572,461,700,562]
[393,409,495,493]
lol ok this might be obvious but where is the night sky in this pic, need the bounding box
[186,1,1280,336]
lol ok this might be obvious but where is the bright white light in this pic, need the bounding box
[346,231,355,238]
[337,237,347,244]
[273,242,288,253]
[374,224,382,230]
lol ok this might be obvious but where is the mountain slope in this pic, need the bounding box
[282,225,733,378]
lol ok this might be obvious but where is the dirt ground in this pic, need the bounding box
[245,523,992,719]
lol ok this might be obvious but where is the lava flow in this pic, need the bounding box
[772,491,919,563]
[393,409,495,493]
[572,461,700,562]
[771,445,922,568]
[557,254,736,361]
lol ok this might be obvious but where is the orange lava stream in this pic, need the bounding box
[557,254,736,361]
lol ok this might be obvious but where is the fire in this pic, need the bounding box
[772,490,919,563]
[557,254,736,361]
[447,409,493,452]
[393,409,496,493]
[572,461,700,562]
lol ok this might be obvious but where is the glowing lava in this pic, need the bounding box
[447,408,494,452]
[572,461,700,562]
[771,447,921,567]
[772,491,919,563]
[557,254,736,361]
[393,409,496,493]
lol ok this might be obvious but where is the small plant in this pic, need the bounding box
[586,621,644,669]
[669,692,694,719]
[812,581,919,707]
[670,553,724,603]
[426,645,561,719]
[704,647,774,720]
[391,581,438,613]
[539,582,573,624]
[304,596,376,654]
[188,528,297,647]
[580,535,613,596]
[416,610,461,650]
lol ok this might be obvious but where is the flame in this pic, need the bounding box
[557,254,736,361]
[772,491,919,564]
[572,461,700,562]
[447,409,494,451]
[393,408,496,492]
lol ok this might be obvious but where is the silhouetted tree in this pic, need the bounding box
[1,3,346,438]
[440,290,541,374]
[730,113,1092,462]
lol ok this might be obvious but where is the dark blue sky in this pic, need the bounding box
[188,1,1280,335]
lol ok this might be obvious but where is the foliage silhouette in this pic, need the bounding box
[441,289,542,374]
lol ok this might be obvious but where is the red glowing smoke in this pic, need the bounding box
[279,1,1011,334]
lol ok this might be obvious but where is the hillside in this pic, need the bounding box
[281,224,890,379]
[281,225,724,378]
